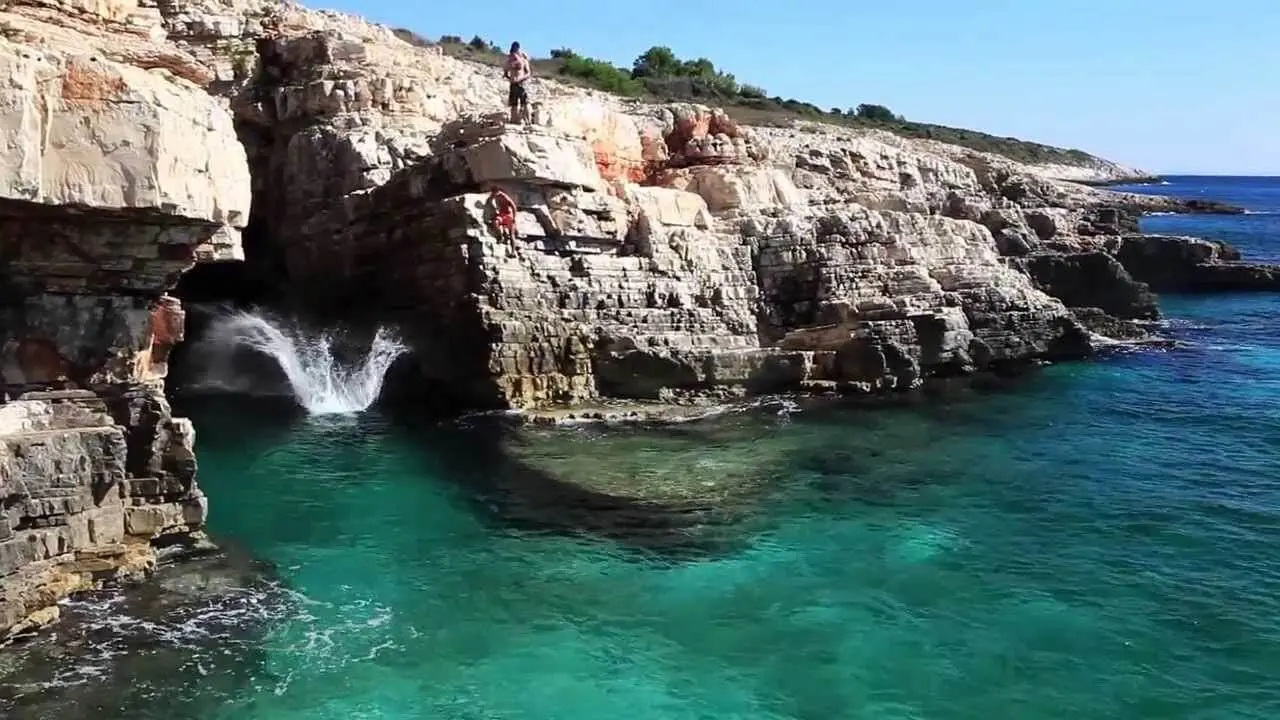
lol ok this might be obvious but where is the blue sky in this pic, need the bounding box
[318,0,1277,175]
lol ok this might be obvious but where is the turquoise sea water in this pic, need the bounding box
[4,176,1280,719]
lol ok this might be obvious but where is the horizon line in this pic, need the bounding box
[1155,172,1279,178]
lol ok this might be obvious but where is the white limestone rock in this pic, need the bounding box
[0,39,250,226]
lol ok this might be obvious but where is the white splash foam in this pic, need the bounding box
[195,311,406,415]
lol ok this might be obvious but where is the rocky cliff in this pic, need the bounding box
[0,0,1273,633]
[194,2,1254,412]
[0,0,250,638]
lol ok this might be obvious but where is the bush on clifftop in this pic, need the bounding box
[403,30,1096,166]
[852,103,902,123]
[559,55,645,96]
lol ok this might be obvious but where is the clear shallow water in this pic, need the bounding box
[5,177,1280,719]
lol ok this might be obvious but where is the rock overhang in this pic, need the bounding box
[0,39,250,228]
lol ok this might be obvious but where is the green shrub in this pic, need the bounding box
[558,54,645,96]
[680,57,716,78]
[631,46,681,78]
[854,103,900,122]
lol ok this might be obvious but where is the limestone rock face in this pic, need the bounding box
[171,0,1249,409]
[124,0,1266,402]
[432,117,607,191]
[0,0,249,637]
[276,109,1092,409]
[1111,234,1280,293]
[0,389,207,638]
[1013,252,1160,321]
[0,39,248,224]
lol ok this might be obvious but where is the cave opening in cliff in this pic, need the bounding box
[171,217,283,309]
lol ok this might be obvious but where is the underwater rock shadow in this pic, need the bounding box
[403,417,762,559]
[401,403,971,557]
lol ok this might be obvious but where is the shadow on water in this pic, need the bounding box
[370,410,770,560]
[169,394,931,563]
[169,393,748,558]
[381,398,1003,560]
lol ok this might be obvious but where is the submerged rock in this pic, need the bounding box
[416,406,820,554]
[432,394,1043,554]
[0,545,287,717]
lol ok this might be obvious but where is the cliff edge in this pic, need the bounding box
[416,34,1157,187]
[190,1,1248,410]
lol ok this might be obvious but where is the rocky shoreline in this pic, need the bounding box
[1,0,1277,639]
[1071,175,1164,188]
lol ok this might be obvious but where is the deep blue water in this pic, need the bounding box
[1117,175,1280,261]
[3,176,1280,719]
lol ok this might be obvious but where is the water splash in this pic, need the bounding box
[196,311,406,415]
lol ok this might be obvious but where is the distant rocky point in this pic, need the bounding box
[0,0,1273,638]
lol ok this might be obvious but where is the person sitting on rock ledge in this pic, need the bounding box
[485,184,519,242]
[504,41,532,125]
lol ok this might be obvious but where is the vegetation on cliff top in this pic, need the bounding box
[393,31,1098,168]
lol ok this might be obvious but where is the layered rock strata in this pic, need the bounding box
[0,0,250,637]
[213,18,1115,411]
[157,2,1267,389]
[271,109,1094,409]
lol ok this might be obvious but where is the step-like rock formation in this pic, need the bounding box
[140,0,1264,411]
[205,15,1119,411]
[273,108,1093,410]
[1112,234,1280,292]
[0,0,250,638]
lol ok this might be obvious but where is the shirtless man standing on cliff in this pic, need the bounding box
[504,41,531,125]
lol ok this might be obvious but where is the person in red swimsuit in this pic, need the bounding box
[485,185,518,242]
